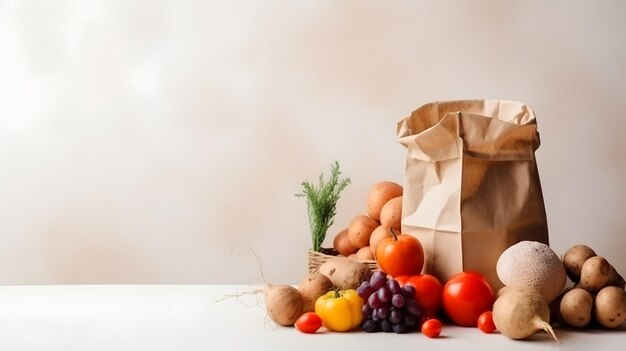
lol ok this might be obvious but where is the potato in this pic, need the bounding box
[354,246,375,261]
[298,273,334,313]
[562,244,596,282]
[579,256,611,293]
[594,286,626,329]
[333,228,358,256]
[559,288,593,328]
[366,181,403,221]
[369,225,392,257]
[379,196,402,231]
[265,284,304,326]
[318,257,372,290]
[348,215,379,249]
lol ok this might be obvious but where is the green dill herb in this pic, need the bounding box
[295,161,351,252]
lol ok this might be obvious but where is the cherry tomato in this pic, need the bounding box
[442,271,494,327]
[421,318,442,338]
[375,230,424,277]
[395,274,443,315]
[477,311,496,333]
[295,312,323,333]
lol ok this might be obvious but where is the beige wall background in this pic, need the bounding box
[1,0,625,285]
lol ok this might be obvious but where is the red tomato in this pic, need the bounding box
[477,311,496,333]
[295,312,323,333]
[395,274,442,314]
[442,271,494,327]
[421,318,442,338]
[375,230,424,277]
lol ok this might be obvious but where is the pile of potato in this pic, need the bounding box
[558,244,626,329]
[332,181,403,260]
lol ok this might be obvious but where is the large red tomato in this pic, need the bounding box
[442,271,494,327]
[375,230,424,277]
[395,274,442,315]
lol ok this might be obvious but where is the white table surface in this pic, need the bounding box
[0,284,623,350]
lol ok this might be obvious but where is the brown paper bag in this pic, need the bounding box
[397,99,549,291]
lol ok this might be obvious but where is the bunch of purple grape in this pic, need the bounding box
[357,271,423,333]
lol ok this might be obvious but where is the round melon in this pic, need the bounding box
[496,241,566,303]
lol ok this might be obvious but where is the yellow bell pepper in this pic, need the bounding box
[314,288,364,332]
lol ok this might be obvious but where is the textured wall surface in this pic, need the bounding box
[1,0,625,284]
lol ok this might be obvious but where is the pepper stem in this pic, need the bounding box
[333,287,342,298]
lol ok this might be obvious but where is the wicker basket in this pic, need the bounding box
[308,248,379,273]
